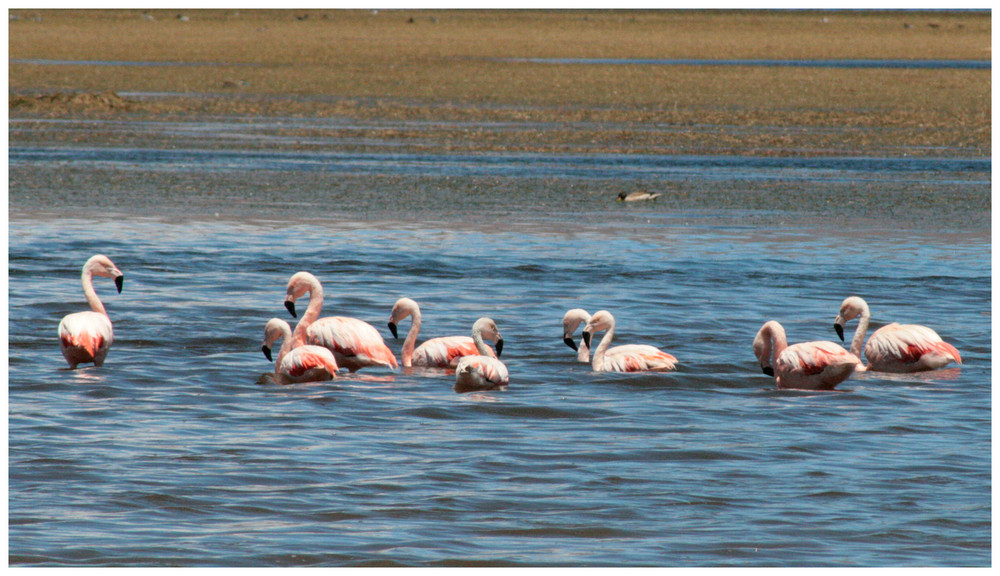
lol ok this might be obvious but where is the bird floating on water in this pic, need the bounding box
[58,254,124,369]
[618,191,662,202]
[833,296,961,373]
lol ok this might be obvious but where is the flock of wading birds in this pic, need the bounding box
[58,255,963,393]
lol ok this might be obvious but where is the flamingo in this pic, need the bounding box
[57,254,124,369]
[284,271,398,372]
[753,320,859,390]
[561,308,592,363]
[834,296,961,373]
[581,310,677,372]
[454,317,509,392]
[261,318,339,385]
[387,297,494,368]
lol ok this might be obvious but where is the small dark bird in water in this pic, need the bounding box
[618,191,662,202]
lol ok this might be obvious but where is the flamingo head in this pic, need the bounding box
[581,310,614,348]
[472,317,504,358]
[261,318,290,361]
[752,321,782,376]
[285,271,320,318]
[562,308,591,349]
[86,254,124,293]
[387,298,418,338]
[834,296,870,341]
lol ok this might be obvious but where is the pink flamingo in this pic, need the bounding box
[753,320,860,390]
[581,310,677,372]
[57,254,124,369]
[261,318,339,385]
[834,296,962,373]
[284,271,398,372]
[387,297,495,368]
[454,317,509,392]
[561,308,592,363]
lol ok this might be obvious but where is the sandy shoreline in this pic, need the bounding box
[8,9,991,157]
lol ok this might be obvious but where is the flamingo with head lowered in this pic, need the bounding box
[753,320,859,390]
[834,296,961,373]
[581,310,677,372]
[284,271,398,373]
[261,317,339,385]
[387,297,492,368]
[58,254,124,369]
[454,317,508,393]
[561,308,592,363]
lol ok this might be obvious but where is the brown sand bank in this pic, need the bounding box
[8,9,991,157]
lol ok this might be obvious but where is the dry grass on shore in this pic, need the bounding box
[8,9,991,157]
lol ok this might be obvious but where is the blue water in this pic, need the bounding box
[7,118,991,566]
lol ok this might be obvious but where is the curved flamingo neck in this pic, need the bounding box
[850,311,870,360]
[766,321,788,361]
[401,304,421,368]
[472,325,493,356]
[81,267,107,316]
[275,323,293,372]
[591,320,616,370]
[293,276,324,347]
[577,340,591,362]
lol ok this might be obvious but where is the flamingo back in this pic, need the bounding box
[775,341,859,389]
[866,323,962,371]
[603,344,677,372]
[278,345,339,383]
[308,316,398,369]
[414,335,486,368]
[455,355,509,392]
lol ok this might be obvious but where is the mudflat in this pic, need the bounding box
[8,9,991,157]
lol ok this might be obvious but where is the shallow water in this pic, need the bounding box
[7,116,991,566]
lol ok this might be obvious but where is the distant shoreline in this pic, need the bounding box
[9,9,990,158]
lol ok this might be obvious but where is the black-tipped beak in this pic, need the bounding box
[834,323,845,341]
[563,336,578,351]
[582,331,592,349]
[388,322,399,339]
[115,275,124,293]
[262,345,273,362]
[495,338,504,358]
[285,300,297,318]
[762,366,774,377]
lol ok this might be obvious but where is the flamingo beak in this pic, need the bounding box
[388,322,399,339]
[495,338,504,358]
[115,275,124,293]
[834,323,845,341]
[285,300,297,318]
[262,345,273,362]
[582,331,592,349]
[762,366,774,377]
[563,337,578,351]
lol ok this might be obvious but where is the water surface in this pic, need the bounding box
[8,116,991,567]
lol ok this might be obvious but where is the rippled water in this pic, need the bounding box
[8,117,991,566]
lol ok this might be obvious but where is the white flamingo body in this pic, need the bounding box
[284,271,398,372]
[388,297,492,368]
[262,318,339,385]
[582,310,677,373]
[58,254,123,369]
[753,320,859,390]
[454,317,508,392]
[834,296,961,373]
[562,308,592,363]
